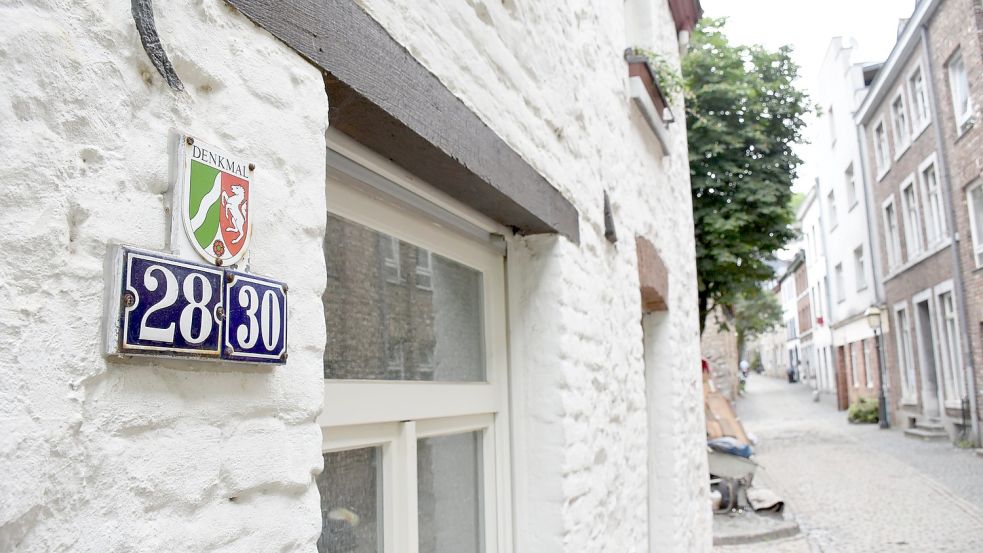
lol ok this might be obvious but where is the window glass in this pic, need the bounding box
[874,123,890,171]
[891,94,909,146]
[845,165,856,207]
[324,213,485,381]
[909,68,929,127]
[318,447,383,553]
[948,51,971,125]
[969,185,983,266]
[853,246,865,291]
[418,432,484,553]
[921,162,945,243]
[902,183,923,255]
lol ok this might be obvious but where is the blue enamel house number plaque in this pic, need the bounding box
[105,245,287,365]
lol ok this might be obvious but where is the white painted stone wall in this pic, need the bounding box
[358,1,711,551]
[0,1,328,551]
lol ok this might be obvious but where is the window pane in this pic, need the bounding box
[318,447,383,553]
[417,432,484,553]
[324,213,486,381]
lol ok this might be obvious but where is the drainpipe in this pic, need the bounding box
[920,24,981,445]
[856,118,889,424]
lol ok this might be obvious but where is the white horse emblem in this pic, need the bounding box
[222,184,248,244]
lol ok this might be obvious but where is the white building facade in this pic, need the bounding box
[811,37,885,409]
[797,189,836,393]
[0,1,712,552]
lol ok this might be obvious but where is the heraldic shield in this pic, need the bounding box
[180,137,253,265]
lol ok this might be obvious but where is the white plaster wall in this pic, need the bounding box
[358,1,711,551]
[0,1,328,551]
[799,192,835,391]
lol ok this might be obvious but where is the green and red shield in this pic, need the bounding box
[180,138,253,265]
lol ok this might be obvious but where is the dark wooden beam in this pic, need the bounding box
[227,0,580,242]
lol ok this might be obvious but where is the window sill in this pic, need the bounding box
[954,117,975,142]
[876,165,891,182]
[893,140,911,161]
[848,201,859,213]
[883,238,952,282]
[912,121,930,142]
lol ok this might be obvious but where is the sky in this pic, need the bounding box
[699,0,919,193]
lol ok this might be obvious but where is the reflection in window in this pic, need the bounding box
[323,213,485,381]
[418,432,483,553]
[317,447,383,553]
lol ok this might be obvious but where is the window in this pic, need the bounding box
[853,246,866,291]
[919,156,946,244]
[382,235,402,283]
[937,289,964,405]
[882,197,902,269]
[320,141,510,553]
[873,120,891,175]
[947,49,973,131]
[416,248,433,290]
[894,304,917,400]
[834,263,845,303]
[827,105,836,144]
[900,177,924,256]
[909,66,930,131]
[891,91,911,151]
[966,181,983,267]
[827,191,838,229]
[853,245,867,292]
[863,339,874,389]
[845,165,857,208]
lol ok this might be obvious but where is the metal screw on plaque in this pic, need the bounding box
[215,257,223,267]
[224,346,234,357]
[248,163,256,171]
[280,352,288,362]
[186,136,194,146]
[225,273,234,284]
[215,306,225,322]
[122,291,135,307]
[282,284,289,293]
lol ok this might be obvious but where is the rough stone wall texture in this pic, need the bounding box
[932,0,983,427]
[354,0,711,551]
[701,307,739,399]
[0,1,328,551]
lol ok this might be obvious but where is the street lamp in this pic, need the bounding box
[865,306,890,429]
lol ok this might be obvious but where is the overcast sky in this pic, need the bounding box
[699,0,918,192]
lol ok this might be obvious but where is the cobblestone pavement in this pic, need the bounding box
[714,375,983,553]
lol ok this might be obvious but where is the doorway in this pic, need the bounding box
[914,298,941,418]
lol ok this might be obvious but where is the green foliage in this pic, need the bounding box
[629,47,685,98]
[733,286,783,350]
[847,397,880,424]
[683,18,811,331]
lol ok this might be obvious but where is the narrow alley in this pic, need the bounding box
[716,376,983,553]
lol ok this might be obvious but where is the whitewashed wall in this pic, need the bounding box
[0,1,328,551]
[358,1,711,551]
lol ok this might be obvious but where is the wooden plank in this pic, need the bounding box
[228,0,580,242]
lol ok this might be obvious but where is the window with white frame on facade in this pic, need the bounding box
[873,120,890,175]
[853,246,866,291]
[850,342,860,388]
[947,49,973,131]
[834,263,845,302]
[827,190,838,228]
[966,182,983,267]
[319,140,510,553]
[900,178,924,256]
[919,157,946,244]
[883,198,902,269]
[909,66,930,131]
[937,289,964,405]
[827,105,836,144]
[890,91,910,150]
[894,304,917,401]
[863,339,874,389]
[845,165,857,208]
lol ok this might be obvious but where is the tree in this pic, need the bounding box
[733,286,783,354]
[682,18,810,332]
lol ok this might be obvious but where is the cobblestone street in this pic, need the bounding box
[715,375,983,553]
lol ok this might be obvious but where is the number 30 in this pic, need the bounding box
[235,285,281,351]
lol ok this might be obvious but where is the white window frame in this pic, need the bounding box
[882,195,902,270]
[850,341,861,388]
[834,263,845,303]
[899,175,924,257]
[946,49,973,133]
[827,190,838,229]
[873,117,891,179]
[853,245,866,292]
[907,63,931,136]
[845,164,857,210]
[934,280,965,408]
[918,153,947,245]
[322,133,512,553]
[415,249,433,290]
[382,235,403,283]
[965,179,983,268]
[893,301,917,402]
[890,88,911,158]
[863,338,874,389]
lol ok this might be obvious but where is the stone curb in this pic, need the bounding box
[712,517,801,546]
